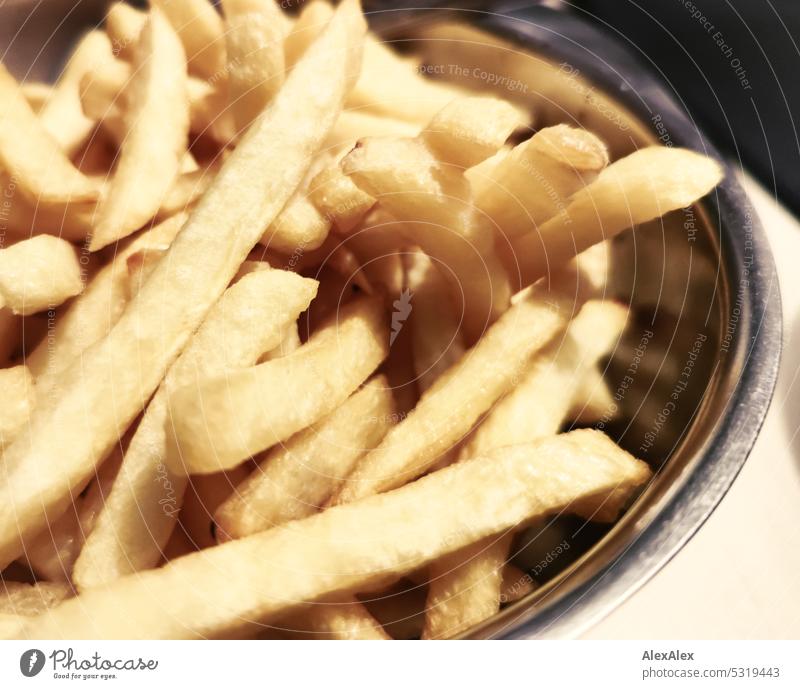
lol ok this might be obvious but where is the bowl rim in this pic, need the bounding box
[423,5,784,638]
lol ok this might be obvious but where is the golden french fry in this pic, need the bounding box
[308,162,375,233]
[326,109,419,151]
[330,285,571,504]
[216,376,395,540]
[152,0,226,79]
[0,64,101,204]
[0,366,34,449]
[19,430,650,639]
[72,269,318,590]
[21,82,52,112]
[508,147,724,286]
[284,0,334,70]
[24,213,186,385]
[476,125,609,249]
[280,599,391,640]
[343,136,510,343]
[405,250,466,393]
[0,581,73,616]
[259,192,332,253]
[23,448,122,582]
[570,368,616,424]
[168,295,388,475]
[156,163,218,218]
[421,96,528,169]
[0,236,83,316]
[222,0,287,134]
[0,0,365,571]
[38,31,113,157]
[105,2,146,59]
[89,8,190,251]
[423,300,628,639]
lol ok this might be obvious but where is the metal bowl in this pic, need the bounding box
[0,2,782,639]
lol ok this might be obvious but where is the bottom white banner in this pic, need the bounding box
[0,640,797,687]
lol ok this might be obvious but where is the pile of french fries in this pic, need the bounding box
[0,0,723,640]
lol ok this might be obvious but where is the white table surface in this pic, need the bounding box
[584,173,800,640]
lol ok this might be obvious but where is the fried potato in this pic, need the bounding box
[38,31,113,157]
[24,213,186,385]
[216,376,395,540]
[0,581,73,617]
[476,125,609,249]
[330,285,572,504]
[326,109,419,151]
[405,250,466,393]
[423,300,628,638]
[0,366,34,450]
[20,430,650,639]
[105,1,146,59]
[168,295,388,475]
[0,0,365,571]
[280,598,390,640]
[508,147,724,286]
[89,8,190,250]
[152,0,226,79]
[570,368,616,425]
[284,0,334,70]
[0,64,100,204]
[222,0,286,134]
[344,213,407,296]
[0,236,83,316]
[259,193,332,253]
[343,136,510,342]
[21,82,52,112]
[309,163,375,233]
[421,97,528,169]
[72,269,318,589]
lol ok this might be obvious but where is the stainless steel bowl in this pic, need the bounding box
[0,2,783,639]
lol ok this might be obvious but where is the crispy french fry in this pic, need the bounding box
[309,162,375,233]
[507,147,724,286]
[0,366,34,449]
[0,64,101,204]
[216,376,395,540]
[72,269,318,589]
[476,125,609,249]
[423,300,628,639]
[38,31,113,157]
[24,213,186,385]
[0,581,73,616]
[421,96,528,169]
[156,163,218,218]
[343,136,510,342]
[89,8,190,251]
[19,430,650,639]
[0,236,83,316]
[152,0,226,79]
[326,109,418,151]
[569,368,616,425]
[0,0,366,571]
[330,284,571,504]
[259,193,332,253]
[284,0,334,70]
[222,0,286,134]
[105,2,146,59]
[405,250,466,393]
[280,599,391,640]
[168,295,388,475]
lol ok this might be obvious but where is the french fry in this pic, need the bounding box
[344,213,407,297]
[361,580,428,640]
[0,0,366,571]
[21,82,52,112]
[0,236,83,316]
[23,447,122,582]
[280,598,390,640]
[216,376,395,540]
[421,96,528,169]
[423,300,628,639]
[342,136,510,342]
[308,162,375,234]
[476,125,609,249]
[0,64,101,204]
[405,250,466,393]
[89,8,190,251]
[222,0,287,134]
[0,581,73,617]
[326,109,419,151]
[569,368,616,425]
[330,284,572,504]
[72,269,318,589]
[0,366,34,450]
[168,295,388,475]
[38,31,113,157]
[24,213,186,385]
[284,0,334,70]
[105,1,146,59]
[507,147,724,287]
[259,193,332,253]
[152,0,226,79]
[20,430,650,639]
